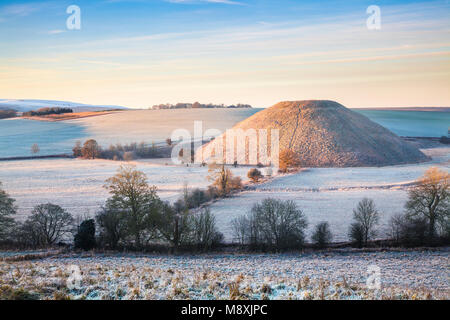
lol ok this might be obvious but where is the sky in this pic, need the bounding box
[0,0,449,109]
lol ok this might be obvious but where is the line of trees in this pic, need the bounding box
[72,139,164,161]
[0,167,448,252]
[151,102,252,110]
[23,107,73,117]
[0,109,17,119]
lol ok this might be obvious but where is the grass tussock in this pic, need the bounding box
[0,253,447,300]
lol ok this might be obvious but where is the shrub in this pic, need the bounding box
[400,218,429,247]
[349,198,380,246]
[208,164,242,197]
[74,219,96,250]
[348,222,365,248]
[311,222,333,248]
[229,176,242,191]
[247,168,263,183]
[186,188,210,209]
[279,149,300,172]
[388,213,429,247]
[96,205,127,249]
[30,143,40,155]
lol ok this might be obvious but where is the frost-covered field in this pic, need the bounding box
[0,249,448,300]
[254,147,450,191]
[69,109,262,147]
[214,189,409,242]
[212,147,450,242]
[0,158,257,220]
[0,147,448,242]
[0,109,261,158]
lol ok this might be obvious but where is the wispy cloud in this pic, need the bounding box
[290,51,450,66]
[47,29,65,35]
[0,3,41,17]
[0,2,52,22]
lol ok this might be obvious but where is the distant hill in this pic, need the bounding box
[353,107,450,112]
[0,99,128,113]
[197,100,429,167]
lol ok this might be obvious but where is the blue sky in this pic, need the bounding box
[0,0,449,108]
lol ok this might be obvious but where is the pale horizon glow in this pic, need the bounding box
[0,0,449,109]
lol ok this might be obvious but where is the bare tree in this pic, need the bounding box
[388,213,407,244]
[192,207,223,251]
[256,198,307,249]
[208,163,242,197]
[24,203,74,245]
[104,165,160,248]
[72,141,82,157]
[82,139,101,159]
[405,167,449,239]
[247,168,263,183]
[238,198,307,250]
[350,198,380,246]
[231,215,250,245]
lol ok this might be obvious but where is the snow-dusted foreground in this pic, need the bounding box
[0,249,448,300]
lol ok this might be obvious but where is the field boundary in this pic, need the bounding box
[0,154,73,161]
